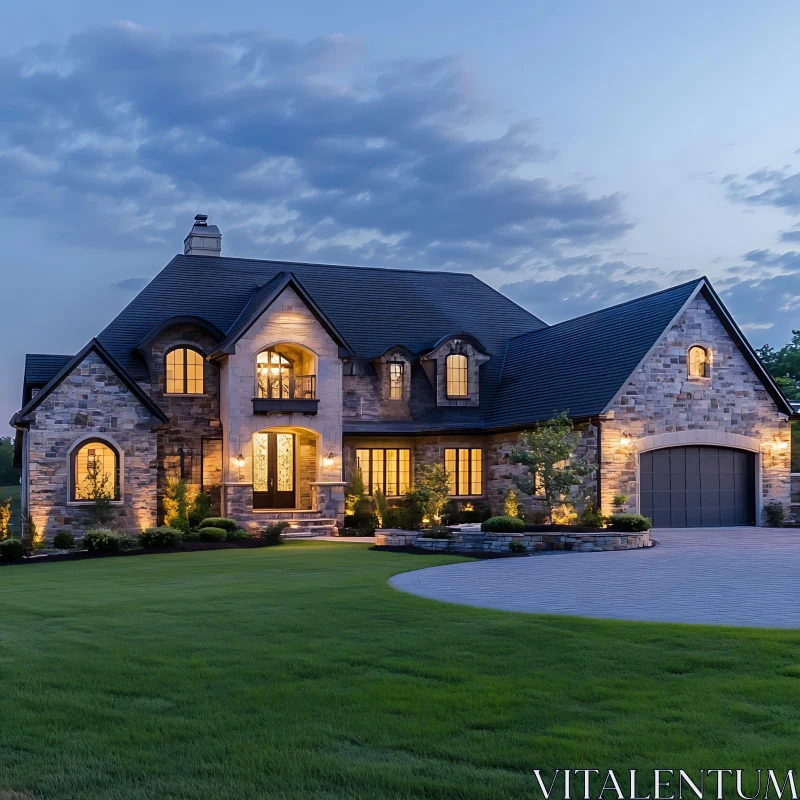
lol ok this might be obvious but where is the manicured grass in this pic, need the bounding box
[1,542,800,799]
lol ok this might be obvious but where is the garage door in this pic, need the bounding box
[639,446,755,527]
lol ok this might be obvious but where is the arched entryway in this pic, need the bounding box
[639,446,756,527]
[252,426,317,510]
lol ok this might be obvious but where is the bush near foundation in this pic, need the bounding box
[138,526,183,549]
[198,527,228,543]
[263,522,289,545]
[53,531,75,549]
[482,515,526,533]
[84,529,128,552]
[227,529,251,541]
[198,517,238,533]
[0,537,25,561]
[607,513,651,532]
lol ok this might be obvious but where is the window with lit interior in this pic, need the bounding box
[165,347,204,394]
[72,440,120,501]
[446,354,468,397]
[389,362,404,400]
[688,346,708,378]
[355,448,411,496]
[444,448,482,496]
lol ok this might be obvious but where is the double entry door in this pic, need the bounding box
[253,431,296,509]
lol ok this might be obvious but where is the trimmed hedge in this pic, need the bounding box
[53,531,75,549]
[0,537,26,561]
[199,517,238,533]
[608,513,652,532]
[481,515,526,533]
[139,526,183,549]
[199,527,228,543]
[227,529,251,541]
[84,529,128,552]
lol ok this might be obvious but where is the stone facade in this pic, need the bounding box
[25,351,159,540]
[423,336,489,407]
[598,295,791,521]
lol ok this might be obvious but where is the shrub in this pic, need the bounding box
[83,528,127,552]
[482,515,526,533]
[227,529,251,541]
[53,531,75,549]
[188,492,214,528]
[163,477,190,532]
[504,489,520,518]
[0,495,11,540]
[199,517,238,533]
[608,513,652,532]
[344,512,378,533]
[551,503,577,525]
[263,522,289,546]
[508,540,527,555]
[199,527,228,542]
[612,494,628,508]
[373,488,388,527]
[422,525,452,540]
[138,526,183,549]
[405,463,450,522]
[764,501,786,528]
[578,504,606,528]
[0,537,25,561]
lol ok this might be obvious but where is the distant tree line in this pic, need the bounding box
[0,437,19,486]
[757,331,800,401]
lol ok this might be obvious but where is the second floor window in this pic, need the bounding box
[257,349,293,398]
[389,362,404,400]
[166,347,204,394]
[355,448,411,497]
[688,346,708,378]
[444,448,483,496]
[446,354,468,397]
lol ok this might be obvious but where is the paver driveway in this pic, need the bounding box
[390,527,800,627]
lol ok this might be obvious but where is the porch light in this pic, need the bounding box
[234,453,246,468]
[774,440,789,451]
[619,433,632,447]
[322,452,335,467]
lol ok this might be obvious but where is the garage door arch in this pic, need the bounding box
[638,439,758,527]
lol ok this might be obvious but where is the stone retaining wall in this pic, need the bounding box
[374,528,651,553]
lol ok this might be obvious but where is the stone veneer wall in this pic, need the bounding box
[26,351,159,540]
[599,294,791,520]
[425,338,489,408]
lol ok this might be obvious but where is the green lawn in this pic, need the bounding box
[1,542,799,799]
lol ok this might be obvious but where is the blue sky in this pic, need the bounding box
[4,1,800,429]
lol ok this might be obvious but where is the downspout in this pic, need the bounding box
[595,417,602,513]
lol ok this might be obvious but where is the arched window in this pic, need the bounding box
[688,346,708,378]
[446,353,469,397]
[257,349,294,398]
[165,347,204,394]
[72,440,120,501]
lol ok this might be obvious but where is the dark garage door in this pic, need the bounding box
[640,446,755,527]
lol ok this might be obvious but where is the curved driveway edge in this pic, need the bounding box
[389,528,800,628]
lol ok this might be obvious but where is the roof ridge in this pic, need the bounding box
[173,253,474,278]
[507,277,706,342]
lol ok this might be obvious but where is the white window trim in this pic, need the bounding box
[66,434,125,506]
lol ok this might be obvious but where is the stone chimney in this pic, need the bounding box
[183,214,222,256]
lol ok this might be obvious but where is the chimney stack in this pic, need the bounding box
[184,214,222,256]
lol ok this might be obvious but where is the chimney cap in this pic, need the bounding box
[194,213,209,225]
[184,214,221,256]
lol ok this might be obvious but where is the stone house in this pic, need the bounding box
[11,216,797,540]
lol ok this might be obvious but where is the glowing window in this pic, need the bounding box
[446,354,468,397]
[389,362,404,400]
[444,448,483,495]
[72,441,119,501]
[257,350,293,398]
[354,448,411,496]
[688,346,708,378]
[166,348,205,394]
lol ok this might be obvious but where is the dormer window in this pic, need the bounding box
[446,353,468,397]
[166,347,205,394]
[389,362,404,400]
[688,346,708,379]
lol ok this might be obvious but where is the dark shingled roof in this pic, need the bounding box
[486,279,705,428]
[24,354,73,386]
[97,254,547,402]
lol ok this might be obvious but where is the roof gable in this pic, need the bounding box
[11,339,168,427]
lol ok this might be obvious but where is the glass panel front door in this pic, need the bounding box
[253,432,296,509]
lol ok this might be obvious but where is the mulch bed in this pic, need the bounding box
[1,539,277,567]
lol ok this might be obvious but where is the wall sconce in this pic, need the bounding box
[774,441,789,452]
[233,453,246,468]
[619,433,632,447]
[322,452,335,467]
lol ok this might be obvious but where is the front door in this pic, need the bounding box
[253,432,296,509]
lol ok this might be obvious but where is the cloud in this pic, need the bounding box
[111,277,149,290]
[723,166,800,215]
[0,23,633,271]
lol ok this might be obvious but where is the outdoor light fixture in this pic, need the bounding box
[322,452,335,467]
[619,433,632,447]
[234,453,246,468]
[774,441,789,451]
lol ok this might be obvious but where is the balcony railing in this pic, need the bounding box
[253,374,318,415]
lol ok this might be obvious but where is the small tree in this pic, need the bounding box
[345,468,367,515]
[373,488,388,527]
[163,476,190,533]
[83,458,115,527]
[188,491,213,528]
[503,489,520,518]
[406,463,450,524]
[21,509,39,551]
[0,494,11,540]
[510,411,595,518]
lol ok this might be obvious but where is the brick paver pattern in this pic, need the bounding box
[389,528,800,628]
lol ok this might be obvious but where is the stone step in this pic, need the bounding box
[256,511,323,521]
[284,525,337,538]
